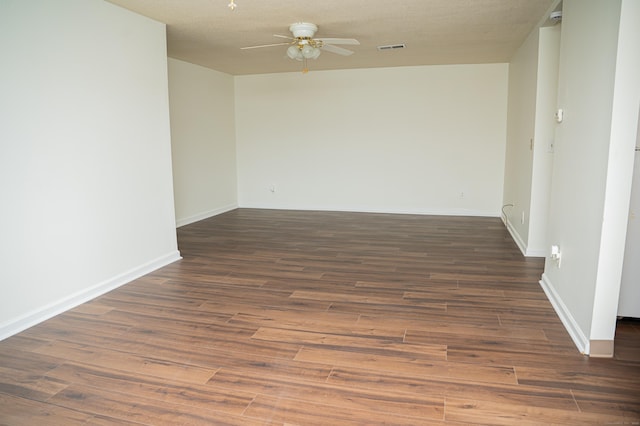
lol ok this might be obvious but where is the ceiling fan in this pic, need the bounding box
[241,22,360,73]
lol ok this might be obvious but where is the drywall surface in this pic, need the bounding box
[0,0,180,338]
[502,23,560,258]
[542,0,622,351]
[528,25,561,256]
[502,28,539,252]
[591,0,640,339]
[235,64,508,216]
[168,58,238,226]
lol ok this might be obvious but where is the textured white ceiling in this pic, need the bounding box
[106,0,557,75]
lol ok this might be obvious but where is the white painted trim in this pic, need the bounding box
[237,204,500,218]
[503,216,527,256]
[525,247,547,257]
[502,215,546,258]
[539,273,590,355]
[0,250,182,341]
[176,204,238,227]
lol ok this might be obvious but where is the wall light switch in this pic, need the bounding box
[555,108,564,123]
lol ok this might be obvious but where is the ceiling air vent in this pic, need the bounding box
[377,43,406,51]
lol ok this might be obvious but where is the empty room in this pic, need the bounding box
[1,0,639,424]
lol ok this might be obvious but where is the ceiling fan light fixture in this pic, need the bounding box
[301,44,316,59]
[310,47,321,60]
[287,45,302,60]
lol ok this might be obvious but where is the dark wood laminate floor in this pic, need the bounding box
[1,209,639,425]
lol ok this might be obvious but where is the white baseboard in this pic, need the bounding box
[238,204,500,218]
[525,247,547,257]
[539,273,590,355]
[0,250,182,341]
[503,216,527,256]
[176,204,238,228]
[502,216,545,258]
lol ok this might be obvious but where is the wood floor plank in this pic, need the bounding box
[251,326,447,360]
[406,329,575,363]
[444,396,627,425]
[294,346,518,385]
[97,308,256,338]
[356,311,502,329]
[514,364,640,393]
[199,294,334,314]
[78,415,147,426]
[228,307,360,325]
[0,335,50,352]
[229,311,406,340]
[0,366,69,402]
[327,366,580,412]
[289,289,411,304]
[405,322,549,342]
[48,384,266,426]
[327,300,448,319]
[571,388,640,420]
[32,340,218,385]
[355,278,459,291]
[447,346,584,366]
[0,393,94,426]
[0,346,64,375]
[242,393,443,425]
[67,303,115,316]
[614,318,640,363]
[46,362,256,416]
[125,324,303,361]
[88,300,234,327]
[208,368,445,420]
[1,209,637,424]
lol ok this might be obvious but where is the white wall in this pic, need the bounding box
[502,29,539,252]
[168,58,238,227]
[591,0,640,342]
[540,0,640,355]
[235,64,508,216]
[502,23,560,258]
[0,0,180,339]
[528,25,561,255]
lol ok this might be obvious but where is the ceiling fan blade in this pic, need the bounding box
[316,38,360,45]
[273,34,293,40]
[240,42,291,50]
[321,44,355,56]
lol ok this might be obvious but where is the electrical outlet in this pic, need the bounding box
[551,245,562,268]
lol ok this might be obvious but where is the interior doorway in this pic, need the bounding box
[618,106,640,318]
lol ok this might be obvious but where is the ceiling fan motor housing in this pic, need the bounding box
[289,22,318,39]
